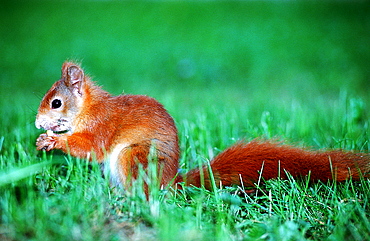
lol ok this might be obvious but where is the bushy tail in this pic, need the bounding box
[183,141,370,189]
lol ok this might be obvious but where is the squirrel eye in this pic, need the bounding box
[51,99,62,109]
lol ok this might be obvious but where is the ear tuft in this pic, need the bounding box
[61,61,80,78]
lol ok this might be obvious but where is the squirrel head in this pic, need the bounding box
[35,62,86,133]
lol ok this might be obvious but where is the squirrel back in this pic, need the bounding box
[36,61,370,191]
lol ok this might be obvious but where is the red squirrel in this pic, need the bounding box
[35,61,370,190]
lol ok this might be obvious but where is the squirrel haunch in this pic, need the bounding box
[36,61,370,190]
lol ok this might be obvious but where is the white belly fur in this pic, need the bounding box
[104,143,129,187]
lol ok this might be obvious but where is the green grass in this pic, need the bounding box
[1,1,370,240]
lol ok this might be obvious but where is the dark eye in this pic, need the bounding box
[51,99,62,109]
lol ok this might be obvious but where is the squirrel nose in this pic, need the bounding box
[35,115,48,130]
[35,118,42,129]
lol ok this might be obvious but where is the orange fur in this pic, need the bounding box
[36,61,370,192]
[36,62,179,187]
[184,141,369,189]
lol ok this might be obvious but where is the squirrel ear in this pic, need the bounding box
[67,65,84,84]
[64,64,84,96]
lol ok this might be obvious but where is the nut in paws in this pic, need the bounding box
[36,133,57,151]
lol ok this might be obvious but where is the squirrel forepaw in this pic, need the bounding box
[36,133,57,151]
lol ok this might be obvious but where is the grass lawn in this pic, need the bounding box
[1,1,370,240]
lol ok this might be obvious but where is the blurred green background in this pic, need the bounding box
[1,0,369,122]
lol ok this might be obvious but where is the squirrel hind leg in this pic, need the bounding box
[107,143,178,190]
